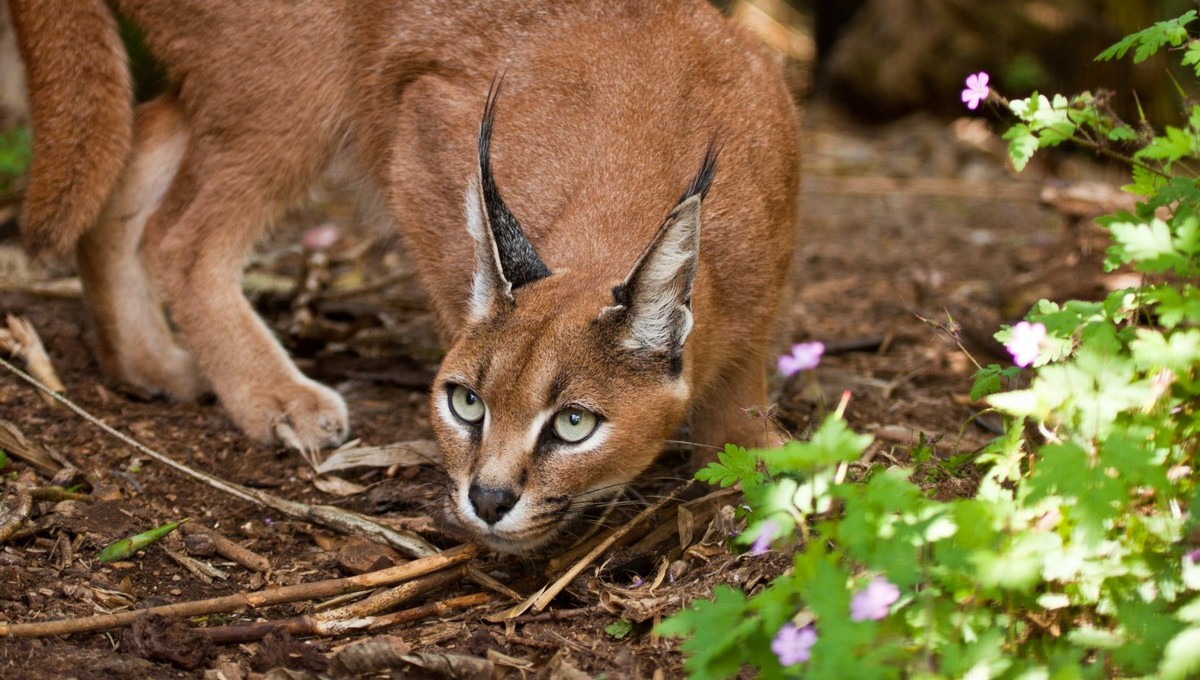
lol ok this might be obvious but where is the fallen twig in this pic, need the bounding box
[202,563,472,644]
[0,485,32,544]
[163,546,228,583]
[29,486,91,503]
[0,354,518,601]
[319,561,469,621]
[181,522,271,573]
[367,591,492,631]
[509,606,594,624]
[0,543,476,638]
[0,419,66,475]
[532,480,695,611]
[492,480,696,620]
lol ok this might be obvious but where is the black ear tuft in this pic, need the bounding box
[678,136,721,204]
[478,77,552,289]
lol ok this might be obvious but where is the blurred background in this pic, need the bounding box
[727,0,1193,125]
[0,0,1193,424]
[2,0,1196,204]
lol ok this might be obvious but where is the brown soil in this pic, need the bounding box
[0,98,1119,678]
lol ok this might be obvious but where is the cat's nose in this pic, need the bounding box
[468,484,520,525]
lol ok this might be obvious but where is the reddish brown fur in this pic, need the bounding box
[13,0,800,552]
[10,0,132,254]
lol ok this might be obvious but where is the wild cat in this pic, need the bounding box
[11,0,799,552]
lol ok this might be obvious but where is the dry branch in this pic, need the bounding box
[29,486,91,502]
[0,419,65,475]
[162,546,227,583]
[531,480,695,611]
[0,485,31,544]
[366,591,492,631]
[202,564,473,644]
[0,543,476,638]
[318,561,469,621]
[491,480,696,621]
[0,355,518,601]
[181,522,271,573]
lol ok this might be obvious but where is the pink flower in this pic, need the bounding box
[771,623,817,666]
[961,72,990,110]
[1006,321,1047,367]
[850,576,900,621]
[778,342,824,377]
[301,223,341,252]
[748,519,780,555]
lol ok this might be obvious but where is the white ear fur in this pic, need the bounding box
[620,194,701,353]
[465,176,512,324]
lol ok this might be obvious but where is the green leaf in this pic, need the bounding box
[761,415,872,474]
[657,586,757,679]
[1113,598,1186,674]
[971,364,1020,400]
[1159,628,1200,680]
[96,519,189,563]
[605,618,634,640]
[695,444,762,489]
[1185,42,1200,75]
[1138,126,1195,165]
[1147,284,1200,328]
[1131,328,1200,374]
[1004,124,1039,171]
[1123,162,1167,198]
[1096,11,1197,62]
[1107,124,1138,142]
[1067,626,1127,650]
[1108,218,1186,273]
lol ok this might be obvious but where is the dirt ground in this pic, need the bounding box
[0,93,1123,678]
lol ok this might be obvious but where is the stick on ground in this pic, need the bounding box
[0,354,518,601]
[0,543,476,638]
[181,522,271,573]
[202,564,474,644]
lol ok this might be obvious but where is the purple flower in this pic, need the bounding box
[771,623,817,666]
[850,576,901,621]
[749,519,780,556]
[1006,321,1047,368]
[1187,548,1200,564]
[962,72,990,110]
[778,342,824,377]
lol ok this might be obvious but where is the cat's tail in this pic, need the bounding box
[9,0,132,255]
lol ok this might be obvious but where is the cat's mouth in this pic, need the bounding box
[439,508,569,554]
[439,484,632,555]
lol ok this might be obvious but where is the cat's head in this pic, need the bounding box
[430,85,716,553]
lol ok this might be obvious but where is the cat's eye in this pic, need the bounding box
[448,385,485,423]
[552,407,598,443]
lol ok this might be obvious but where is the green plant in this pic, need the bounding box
[658,13,1200,679]
[0,125,30,191]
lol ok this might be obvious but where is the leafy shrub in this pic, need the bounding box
[658,12,1200,679]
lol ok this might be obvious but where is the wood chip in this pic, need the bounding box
[316,439,441,474]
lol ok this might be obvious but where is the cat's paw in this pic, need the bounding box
[227,377,349,456]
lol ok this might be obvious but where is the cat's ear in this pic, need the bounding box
[464,80,551,323]
[606,143,717,367]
